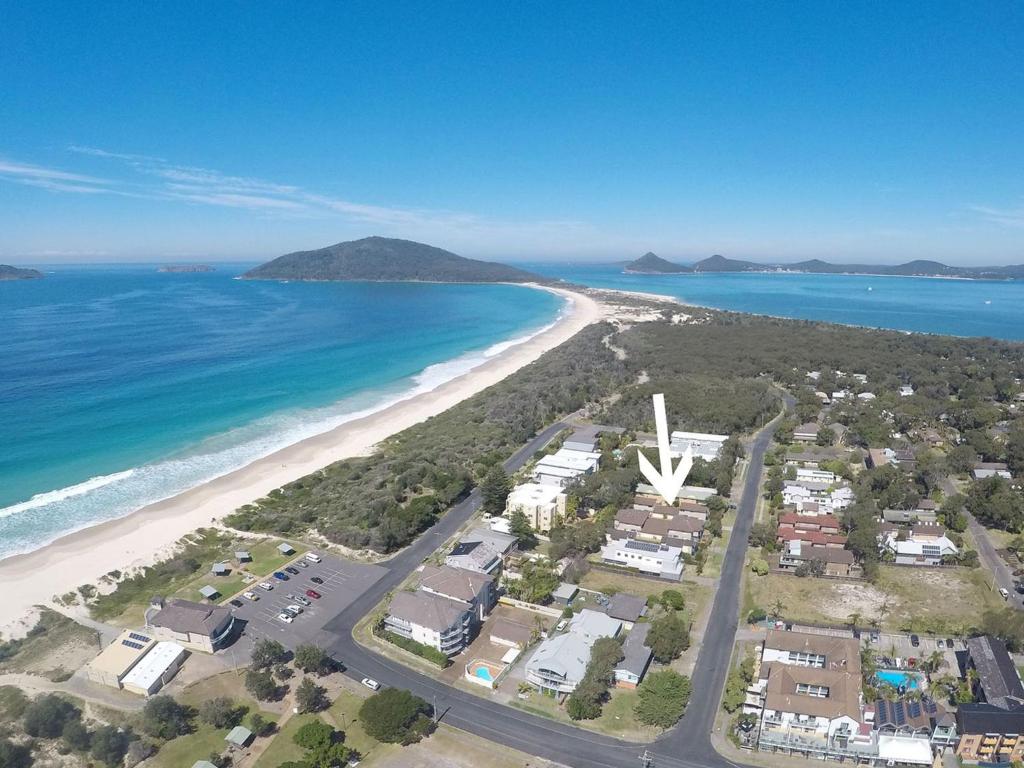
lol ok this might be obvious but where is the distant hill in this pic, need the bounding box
[0,265,43,281]
[242,237,541,283]
[624,252,691,274]
[158,264,215,273]
[623,254,1024,280]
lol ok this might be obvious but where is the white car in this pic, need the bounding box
[286,604,303,615]
[258,582,274,591]
[361,677,381,691]
[277,612,294,624]
[1000,587,1010,599]
[242,591,259,601]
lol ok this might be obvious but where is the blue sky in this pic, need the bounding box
[1,1,1022,264]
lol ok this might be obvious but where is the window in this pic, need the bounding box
[795,683,829,698]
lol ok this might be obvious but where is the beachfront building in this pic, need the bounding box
[144,598,234,653]
[504,482,567,532]
[417,564,495,620]
[532,447,601,487]
[384,591,476,656]
[120,641,187,696]
[85,630,157,690]
[669,430,728,461]
[525,609,621,695]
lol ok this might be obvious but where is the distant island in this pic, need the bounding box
[0,264,43,281]
[622,252,1024,279]
[157,264,215,273]
[242,236,541,283]
[624,252,692,274]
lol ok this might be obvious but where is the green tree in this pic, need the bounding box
[141,695,192,739]
[567,637,623,720]
[358,688,435,744]
[247,711,273,738]
[634,671,692,728]
[646,611,690,663]
[198,696,245,728]
[293,719,334,750]
[295,678,330,714]
[245,669,280,702]
[293,644,333,676]
[480,464,512,515]
[504,561,560,604]
[0,739,32,768]
[251,638,288,670]
[722,654,755,713]
[816,426,836,446]
[660,589,686,611]
[62,719,92,752]
[750,558,769,576]
[508,510,539,549]
[23,693,80,738]
[89,725,131,768]
[947,444,977,475]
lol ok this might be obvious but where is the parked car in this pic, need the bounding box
[305,552,322,564]
[311,576,324,584]
[277,612,294,624]
[243,591,259,601]
[870,631,881,644]
[296,560,309,568]
[1000,587,1010,600]
[285,566,300,575]
[273,571,289,581]
[306,589,321,599]
[946,637,955,648]
[258,582,274,591]
[229,599,243,608]
[910,634,920,647]
[287,604,304,615]
[936,638,945,649]
[294,595,311,606]
[361,677,381,691]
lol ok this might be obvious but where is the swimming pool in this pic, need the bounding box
[876,670,923,690]
[474,666,494,681]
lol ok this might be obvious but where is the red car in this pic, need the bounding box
[305,589,321,599]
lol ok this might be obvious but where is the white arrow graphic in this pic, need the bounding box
[637,393,693,505]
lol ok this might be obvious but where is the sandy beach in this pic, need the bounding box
[0,285,602,637]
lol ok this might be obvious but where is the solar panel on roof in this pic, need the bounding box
[121,640,144,650]
[128,632,150,643]
[624,539,660,553]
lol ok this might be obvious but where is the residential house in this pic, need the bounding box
[614,623,652,689]
[563,424,623,453]
[881,523,958,566]
[794,423,820,443]
[882,507,938,525]
[973,462,1012,481]
[525,609,621,695]
[600,534,684,580]
[796,468,836,484]
[777,527,848,549]
[604,592,646,628]
[669,430,729,461]
[778,540,856,577]
[445,527,516,574]
[144,598,234,653]
[778,512,842,535]
[866,449,890,469]
[505,482,567,532]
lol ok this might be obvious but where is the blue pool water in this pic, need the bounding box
[876,670,922,690]
[0,264,564,557]
[474,666,494,681]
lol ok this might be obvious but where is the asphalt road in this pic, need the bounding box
[316,400,788,768]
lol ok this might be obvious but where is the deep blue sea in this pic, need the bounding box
[524,263,1024,341]
[0,265,563,557]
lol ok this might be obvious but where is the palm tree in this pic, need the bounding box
[923,650,946,675]
[848,611,862,631]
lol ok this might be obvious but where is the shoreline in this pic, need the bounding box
[0,285,602,637]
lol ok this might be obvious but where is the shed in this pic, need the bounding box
[211,562,229,575]
[198,585,220,600]
[552,582,579,606]
[277,542,295,556]
[234,550,251,562]
[226,725,253,748]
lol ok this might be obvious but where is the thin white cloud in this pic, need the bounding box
[0,158,110,186]
[165,189,307,210]
[969,203,1024,229]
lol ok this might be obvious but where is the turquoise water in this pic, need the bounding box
[876,670,923,689]
[522,263,1024,341]
[474,666,494,681]
[0,265,563,557]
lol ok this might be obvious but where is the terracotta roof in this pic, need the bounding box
[616,508,649,527]
[764,630,861,675]
[418,564,493,602]
[777,528,847,546]
[762,661,861,721]
[778,512,841,530]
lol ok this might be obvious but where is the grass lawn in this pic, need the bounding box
[984,527,1018,550]
[747,565,1004,634]
[148,723,227,768]
[323,689,387,759]
[175,572,249,604]
[510,685,655,741]
[176,671,277,716]
[580,569,711,624]
[246,540,300,577]
[254,713,320,768]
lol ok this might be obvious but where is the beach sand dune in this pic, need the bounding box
[0,286,601,637]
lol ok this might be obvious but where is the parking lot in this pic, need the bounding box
[228,553,388,654]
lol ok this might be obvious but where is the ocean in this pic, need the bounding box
[0,265,564,558]
[525,263,1024,341]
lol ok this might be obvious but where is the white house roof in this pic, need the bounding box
[508,483,563,506]
[121,641,185,691]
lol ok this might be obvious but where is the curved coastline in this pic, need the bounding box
[0,285,601,635]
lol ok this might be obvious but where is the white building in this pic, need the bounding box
[445,527,516,574]
[783,482,854,515]
[669,431,728,462]
[505,482,567,532]
[599,536,683,580]
[796,468,836,484]
[532,448,601,487]
[120,641,187,696]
